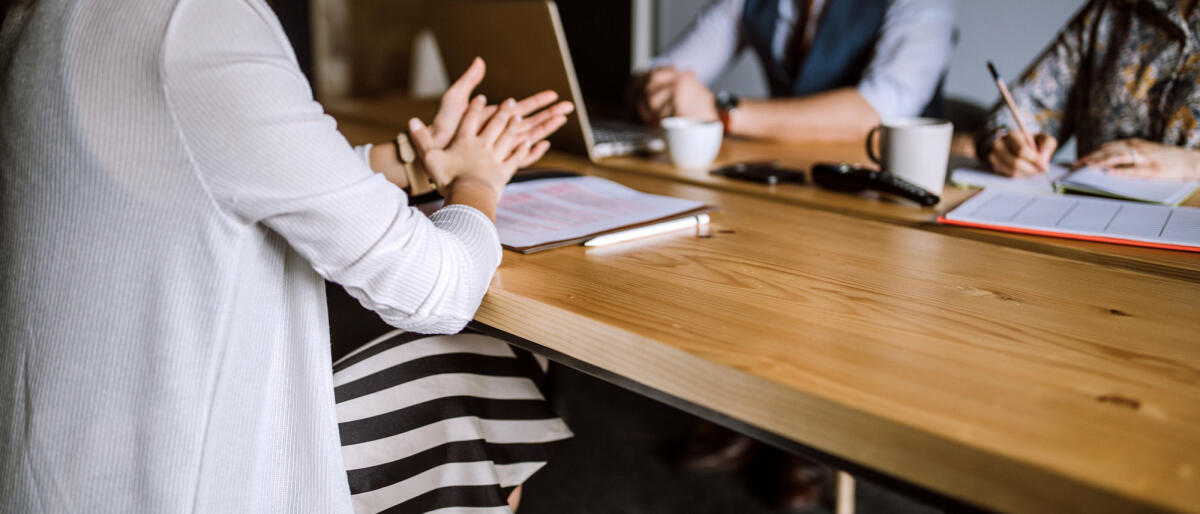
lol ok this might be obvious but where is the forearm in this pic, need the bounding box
[727,88,880,142]
[367,142,411,191]
[443,178,501,222]
[373,144,502,220]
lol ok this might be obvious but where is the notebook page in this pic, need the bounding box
[943,189,1200,249]
[949,164,1069,194]
[1057,167,1200,205]
[1161,208,1200,244]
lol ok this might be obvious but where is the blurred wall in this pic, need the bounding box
[311,0,428,99]
[314,0,1090,118]
[654,0,1088,110]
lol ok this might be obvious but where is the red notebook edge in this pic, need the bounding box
[936,216,1200,253]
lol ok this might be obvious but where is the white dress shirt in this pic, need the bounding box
[0,0,501,511]
[655,0,956,119]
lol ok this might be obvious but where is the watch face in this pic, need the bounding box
[716,91,740,111]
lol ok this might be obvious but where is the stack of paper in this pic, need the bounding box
[422,175,713,253]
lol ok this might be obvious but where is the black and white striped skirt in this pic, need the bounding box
[334,330,572,513]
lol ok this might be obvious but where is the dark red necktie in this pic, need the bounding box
[787,0,815,76]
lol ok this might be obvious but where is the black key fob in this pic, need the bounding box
[812,162,939,207]
[710,161,806,185]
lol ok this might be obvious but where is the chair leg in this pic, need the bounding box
[836,471,856,514]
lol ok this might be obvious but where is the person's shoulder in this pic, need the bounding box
[162,0,293,66]
[164,0,285,47]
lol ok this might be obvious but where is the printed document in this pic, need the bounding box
[421,176,710,252]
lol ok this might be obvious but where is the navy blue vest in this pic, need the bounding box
[742,0,942,116]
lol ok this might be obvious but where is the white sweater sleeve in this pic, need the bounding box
[161,0,501,334]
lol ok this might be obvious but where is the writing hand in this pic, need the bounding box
[988,131,1057,177]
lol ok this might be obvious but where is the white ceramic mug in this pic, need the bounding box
[661,117,724,168]
[866,118,954,195]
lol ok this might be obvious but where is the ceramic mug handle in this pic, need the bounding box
[866,125,884,166]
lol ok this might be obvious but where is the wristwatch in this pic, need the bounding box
[715,90,740,134]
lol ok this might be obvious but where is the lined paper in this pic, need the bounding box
[950,165,1200,205]
[1055,167,1200,206]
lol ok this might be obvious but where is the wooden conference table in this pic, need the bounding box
[602,139,1200,284]
[331,100,1200,514]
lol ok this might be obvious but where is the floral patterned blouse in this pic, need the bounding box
[977,0,1200,159]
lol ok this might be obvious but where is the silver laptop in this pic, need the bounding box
[431,1,663,161]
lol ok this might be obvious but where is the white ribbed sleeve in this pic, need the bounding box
[163,0,501,333]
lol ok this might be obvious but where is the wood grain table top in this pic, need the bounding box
[333,111,1200,514]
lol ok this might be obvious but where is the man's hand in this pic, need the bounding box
[634,66,717,125]
[988,130,1057,177]
[1077,138,1200,180]
[425,58,573,168]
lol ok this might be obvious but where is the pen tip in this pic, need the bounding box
[987,61,1000,81]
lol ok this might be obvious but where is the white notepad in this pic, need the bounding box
[939,189,1200,252]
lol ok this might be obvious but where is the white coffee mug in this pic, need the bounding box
[661,117,724,168]
[866,118,953,195]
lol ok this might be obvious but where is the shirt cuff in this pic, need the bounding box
[430,204,503,276]
[354,143,373,167]
[647,55,673,71]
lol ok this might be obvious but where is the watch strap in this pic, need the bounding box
[715,91,740,134]
[395,132,437,196]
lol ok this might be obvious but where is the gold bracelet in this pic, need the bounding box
[395,132,437,196]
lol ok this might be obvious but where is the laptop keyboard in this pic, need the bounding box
[592,124,645,144]
[590,120,664,157]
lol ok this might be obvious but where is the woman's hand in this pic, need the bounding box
[425,58,573,168]
[409,95,533,210]
[1076,138,1200,180]
[988,130,1058,177]
[368,59,572,190]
